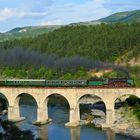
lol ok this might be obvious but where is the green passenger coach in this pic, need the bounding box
[5,79,45,86]
[45,80,87,87]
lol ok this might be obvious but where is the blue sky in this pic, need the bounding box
[0,0,140,32]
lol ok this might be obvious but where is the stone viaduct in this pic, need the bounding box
[0,87,140,127]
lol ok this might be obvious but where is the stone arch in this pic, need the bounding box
[114,93,140,104]
[77,93,107,110]
[114,94,133,109]
[114,94,140,108]
[43,93,70,109]
[0,92,9,106]
[77,93,106,125]
[42,93,70,124]
[13,93,38,122]
[114,94,140,124]
[14,93,38,107]
[0,93,9,116]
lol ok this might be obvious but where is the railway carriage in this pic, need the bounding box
[0,79,46,87]
[45,80,87,87]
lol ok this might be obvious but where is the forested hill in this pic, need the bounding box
[0,25,61,42]
[1,23,140,62]
[99,9,140,23]
[70,9,140,25]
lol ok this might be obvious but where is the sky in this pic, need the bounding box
[0,0,140,32]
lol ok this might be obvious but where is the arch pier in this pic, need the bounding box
[0,87,139,128]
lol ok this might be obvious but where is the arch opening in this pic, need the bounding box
[44,94,70,124]
[0,93,9,118]
[14,93,38,123]
[78,94,106,126]
[114,94,140,135]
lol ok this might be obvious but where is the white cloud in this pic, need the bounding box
[40,0,112,25]
[0,8,48,21]
[0,8,15,21]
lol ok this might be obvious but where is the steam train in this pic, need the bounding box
[0,78,135,88]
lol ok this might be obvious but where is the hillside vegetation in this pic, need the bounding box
[70,9,140,25]
[1,23,140,62]
[116,44,140,65]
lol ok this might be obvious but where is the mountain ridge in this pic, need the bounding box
[0,25,61,42]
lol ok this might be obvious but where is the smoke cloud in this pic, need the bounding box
[0,47,129,74]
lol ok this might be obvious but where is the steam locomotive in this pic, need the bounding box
[0,78,135,88]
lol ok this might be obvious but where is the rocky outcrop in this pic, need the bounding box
[81,109,106,127]
[91,109,105,117]
[112,107,140,139]
[90,109,105,127]
[0,110,7,116]
[81,107,140,139]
